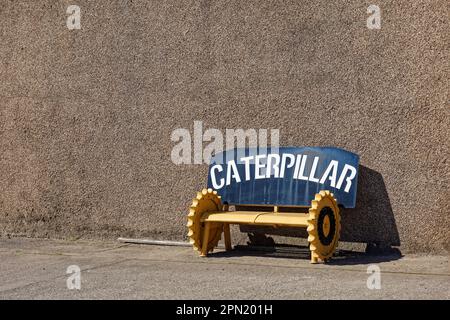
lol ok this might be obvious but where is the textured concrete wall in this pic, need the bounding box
[0,1,448,253]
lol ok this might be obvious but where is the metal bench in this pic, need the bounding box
[187,147,359,263]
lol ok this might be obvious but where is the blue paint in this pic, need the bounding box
[207,147,359,208]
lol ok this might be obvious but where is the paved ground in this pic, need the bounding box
[0,238,448,299]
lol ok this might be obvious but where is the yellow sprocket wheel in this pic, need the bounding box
[307,190,341,263]
[187,188,223,255]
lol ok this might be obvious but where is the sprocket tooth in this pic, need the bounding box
[319,190,327,197]
[308,235,316,242]
[196,192,202,200]
[192,199,199,207]
[202,188,208,195]
[307,225,315,232]
[186,220,193,227]
[311,200,318,209]
[308,208,317,217]
[315,193,322,201]
[207,188,213,193]
[212,190,217,195]
[309,244,317,251]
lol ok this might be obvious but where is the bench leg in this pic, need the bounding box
[200,222,211,257]
[223,223,232,251]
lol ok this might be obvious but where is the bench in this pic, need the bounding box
[187,147,359,263]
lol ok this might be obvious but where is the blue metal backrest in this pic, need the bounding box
[207,147,359,208]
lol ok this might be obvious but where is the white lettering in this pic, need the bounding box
[297,155,309,180]
[336,164,357,192]
[255,155,267,179]
[226,160,241,185]
[308,156,320,183]
[279,153,295,178]
[240,156,253,181]
[320,160,339,187]
[266,154,280,178]
[210,165,224,189]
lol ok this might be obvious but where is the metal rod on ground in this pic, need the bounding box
[118,238,192,247]
[118,237,225,248]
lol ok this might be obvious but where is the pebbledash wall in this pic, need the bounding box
[0,1,448,253]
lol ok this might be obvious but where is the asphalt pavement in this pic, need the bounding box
[0,238,448,299]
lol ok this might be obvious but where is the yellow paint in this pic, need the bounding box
[202,211,262,224]
[187,188,223,255]
[307,190,340,263]
[323,215,331,237]
[202,211,309,227]
[188,188,340,263]
[254,212,309,227]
